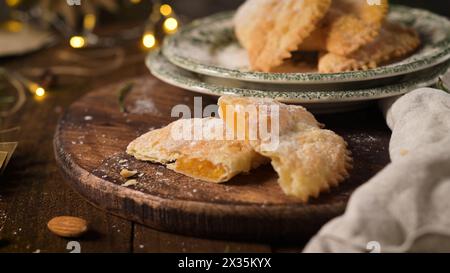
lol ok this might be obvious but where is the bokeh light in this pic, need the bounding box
[6,0,20,7]
[83,14,97,30]
[35,87,46,97]
[160,4,173,16]
[70,36,86,49]
[142,32,156,49]
[163,17,178,33]
[3,20,23,32]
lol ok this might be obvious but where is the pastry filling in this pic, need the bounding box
[174,157,227,181]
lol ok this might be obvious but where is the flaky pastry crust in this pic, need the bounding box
[234,0,332,72]
[127,118,268,183]
[219,96,352,201]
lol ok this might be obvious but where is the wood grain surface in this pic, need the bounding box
[0,42,270,253]
[54,76,391,243]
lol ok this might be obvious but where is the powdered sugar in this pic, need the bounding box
[213,44,250,70]
[0,195,6,233]
[178,41,250,70]
[128,99,162,116]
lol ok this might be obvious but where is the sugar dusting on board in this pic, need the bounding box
[128,99,161,116]
[0,194,6,233]
[127,78,163,116]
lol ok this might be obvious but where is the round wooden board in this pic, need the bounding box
[54,76,391,243]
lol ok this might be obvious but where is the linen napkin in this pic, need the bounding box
[303,87,450,253]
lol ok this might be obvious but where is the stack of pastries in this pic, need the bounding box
[234,0,421,73]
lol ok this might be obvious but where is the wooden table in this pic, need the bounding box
[0,43,269,253]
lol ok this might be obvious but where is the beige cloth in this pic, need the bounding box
[304,88,450,253]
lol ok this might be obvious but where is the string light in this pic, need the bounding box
[28,83,46,98]
[6,0,20,7]
[142,32,156,49]
[2,20,23,32]
[141,3,178,50]
[163,17,178,33]
[70,36,86,49]
[160,4,173,16]
[83,14,97,31]
[35,87,45,97]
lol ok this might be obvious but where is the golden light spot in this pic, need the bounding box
[35,87,46,97]
[142,32,156,49]
[29,83,46,98]
[6,0,20,7]
[130,0,141,4]
[163,17,178,33]
[83,14,97,30]
[160,4,173,16]
[2,20,23,32]
[70,36,86,49]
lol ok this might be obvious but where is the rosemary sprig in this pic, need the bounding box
[118,82,134,113]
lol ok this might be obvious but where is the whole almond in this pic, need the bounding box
[120,168,138,178]
[47,216,88,238]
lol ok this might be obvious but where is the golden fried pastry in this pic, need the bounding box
[260,129,352,202]
[299,0,389,56]
[318,22,421,73]
[218,96,352,201]
[218,96,320,142]
[234,0,332,72]
[127,118,268,183]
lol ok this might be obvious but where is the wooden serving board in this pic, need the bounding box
[54,76,391,243]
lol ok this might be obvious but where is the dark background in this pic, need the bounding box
[171,0,449,19]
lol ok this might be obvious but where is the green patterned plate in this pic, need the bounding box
[147,50,449,111]
[163,5,450,84]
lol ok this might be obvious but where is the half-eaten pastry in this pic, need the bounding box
[218,96,352,201]
[127,118,268,183]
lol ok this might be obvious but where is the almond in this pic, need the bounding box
[47,216,88,238]
[122,179,138,187]
[120,168,138,178]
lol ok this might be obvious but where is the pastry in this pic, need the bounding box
[234,0,332,72]
[233,0,421,74]
[318,22,421,73]
[261,128,352,202]
[299,0,389,56]
[218,96,352,201]
[127,118,268,183]
[218,95,320,142]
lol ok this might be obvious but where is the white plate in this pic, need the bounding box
[147,50,449,112]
